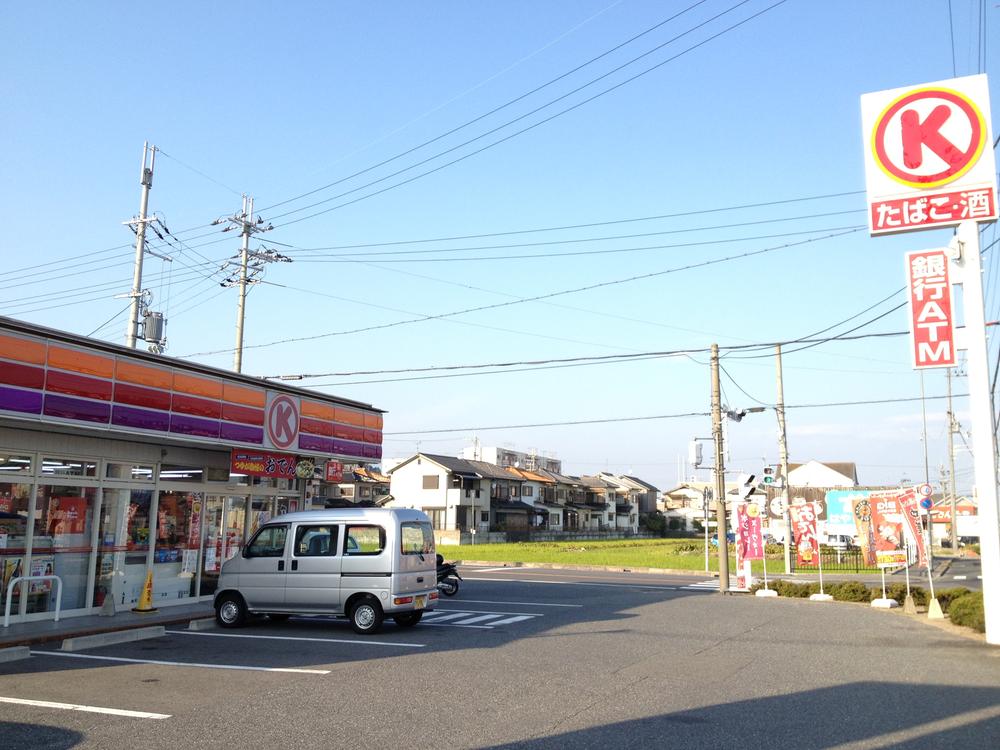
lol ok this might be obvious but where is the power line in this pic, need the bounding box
[382,392,970,436]
[267,0,790,229]
[157,149,241,196]
[258,0,718,214]
[182,226,859,357]
[267,190,866,252]
[281,210,865,261]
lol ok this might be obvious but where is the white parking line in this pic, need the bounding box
[168,630,424,648]
[419,612,470,623]
[31,651,331,674]
[487,615,534,626]
[451,614,501,625]
[430,608,546,616]
[448,598,582,608]
[953,575,968,580]
[0,696,170,720]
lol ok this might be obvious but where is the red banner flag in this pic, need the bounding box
[897,488,927,568]
[869,491,907,568]
[790,501,819,567]
[736,502,765,561]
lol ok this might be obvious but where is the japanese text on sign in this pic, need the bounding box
[230,449,297,479]
[871,188,995,233]
[905,248,956,368]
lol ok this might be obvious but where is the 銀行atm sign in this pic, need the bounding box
[905,249,957,368]
[861,74,997,235]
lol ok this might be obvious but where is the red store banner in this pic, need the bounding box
[325,460,344,483]
[897,488,927,568]
[790,501,819,567]
[905,248,956,368]
[736,503,765,561]
[870,492,907,569]
[230,449,297,479]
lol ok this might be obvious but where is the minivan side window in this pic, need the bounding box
[344,525,385,556]
[246,525,289,558]
[401,521,434,556]
[295,525,338,557]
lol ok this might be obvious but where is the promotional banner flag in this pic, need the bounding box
[737,502,765,561]
[790,502,819,566]
[869,491,907,568]
[897,488,928,568]
[852,496,879,566]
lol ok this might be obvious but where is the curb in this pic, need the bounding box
[61,625,166,652]
[0,612,211,649]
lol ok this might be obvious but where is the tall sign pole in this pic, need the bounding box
[952,220,1000,643]
[775,344,793,574]
[861,73,999,644]
[710,344,729,592]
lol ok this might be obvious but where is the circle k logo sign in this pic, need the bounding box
[265,393,300,450]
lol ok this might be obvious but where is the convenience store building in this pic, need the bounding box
[0,317,383,625]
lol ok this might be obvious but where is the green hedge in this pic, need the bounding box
[948,592,985,632]
[935,587,973,613]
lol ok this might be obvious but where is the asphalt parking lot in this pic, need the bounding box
[1,567,998,750]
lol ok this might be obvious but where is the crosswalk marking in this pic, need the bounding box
[420,610,542,628]
[681,580,725,591]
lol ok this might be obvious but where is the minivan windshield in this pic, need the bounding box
[400,521,434,556]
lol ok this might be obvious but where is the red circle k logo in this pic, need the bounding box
[266,394,300,450]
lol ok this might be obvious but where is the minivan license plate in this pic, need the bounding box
[414,595,426,610]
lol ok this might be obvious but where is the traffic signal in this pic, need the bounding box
[762,466,776,485]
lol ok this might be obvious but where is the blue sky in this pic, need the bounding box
[2,1,997,493]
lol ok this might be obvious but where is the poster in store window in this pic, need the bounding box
[187,497,202,549]
[46,497,88,536]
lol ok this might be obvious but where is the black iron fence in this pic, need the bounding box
[791,548,879,573]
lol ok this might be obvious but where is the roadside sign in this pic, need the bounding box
[918,483,933,497]
[861,74,997,235]
[920,497,933,510]
[905,249,957,368]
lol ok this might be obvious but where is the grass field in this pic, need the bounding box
[438,538,740,572]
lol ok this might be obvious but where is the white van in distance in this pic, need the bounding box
[213,507,437,634]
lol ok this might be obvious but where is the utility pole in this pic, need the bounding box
[125,142,156,349]
[710,344,729,592]
[946,368,959,552]
[775,344,793,574]
[215,196,282,373]
[234,194,253,373]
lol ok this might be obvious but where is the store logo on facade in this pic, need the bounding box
[265,393,300,450]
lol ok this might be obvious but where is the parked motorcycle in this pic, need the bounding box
[436,553,462,596]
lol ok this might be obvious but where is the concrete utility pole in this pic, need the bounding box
[775,344,793,574]
[710,344,729,592]
[234,194,253,373]
[946,368,959,552]
[216,195,282,373]
[125,142,156,349]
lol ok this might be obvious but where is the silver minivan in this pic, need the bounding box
[213,507,437,634]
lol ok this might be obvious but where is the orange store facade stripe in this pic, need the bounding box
[48,346,114,379]
[0,333,47,365]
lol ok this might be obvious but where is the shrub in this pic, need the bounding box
[764,543,784,556]
[828,581,874,603]
[970,544,980,556]
[883,583,928,606]
[948,592,985,632]
[668,518,681,531]
[934,587,972,613]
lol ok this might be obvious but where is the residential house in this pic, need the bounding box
[598,473,642,532]
[508,467,561,530]
[385,453,490,532]
[787,461,858,487]
[577,475,619,530]
[538,469,586,530]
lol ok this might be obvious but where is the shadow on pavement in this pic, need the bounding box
[481,682,1000,749]
[0,721,83,750]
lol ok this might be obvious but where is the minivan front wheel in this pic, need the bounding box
[349,596,384,634]
[216,593,247,628]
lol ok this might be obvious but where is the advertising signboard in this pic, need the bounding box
[861,74,997,235]
[790,502,819,567]
[230,449,297,480]
[905,249,957,368]
[869,491,907,569]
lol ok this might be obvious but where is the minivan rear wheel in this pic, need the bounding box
[216,593,247,628]
[349,596,384,634]
[393,611,423,628]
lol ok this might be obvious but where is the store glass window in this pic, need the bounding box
[40,457,97,478]
[0,453,32,478]
[105,462,155,482]
[151,491,201,602]
[0,473,32,614]
[95,488,149,609]
[32,485,98,611]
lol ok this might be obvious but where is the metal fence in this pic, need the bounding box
[792,548,879,573]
